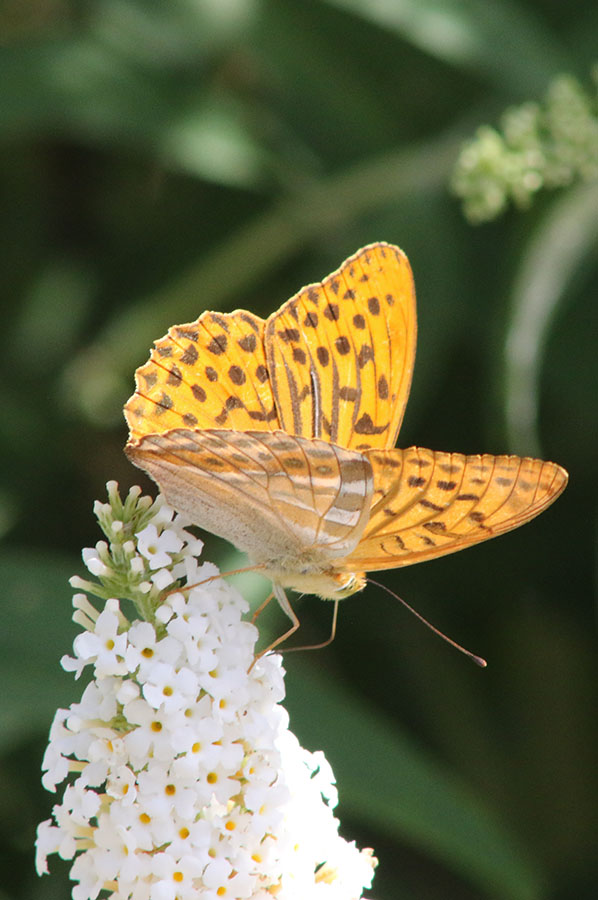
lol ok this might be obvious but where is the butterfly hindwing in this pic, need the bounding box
[265,243,416,451]
[338,447,568,572]
[126,429,373,565]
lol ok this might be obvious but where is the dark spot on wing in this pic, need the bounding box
[358,345,374,367]
[207,315,229,333]
[180,344,199,366]
[238,334,257,352]
[207,335,227,355]
[175,326,200,341]
[278,328,300,343]
[158,392,173,411]
[424,521,447,533]
[255,365,269,383]
[141,372,157,389]
[354,413,388,435]
[419,499,443,511]
[292,347,307,364]
[317,346,330,367]
[167,365,182,386]
[228,365,246,385]
[377,375,389,399]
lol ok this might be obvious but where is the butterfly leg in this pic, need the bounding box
[251,594,341,671]
[250,585,300,670]
[251,591,274,624]
[282,599,339,654]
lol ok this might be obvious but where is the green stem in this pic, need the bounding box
[504,179,598,455]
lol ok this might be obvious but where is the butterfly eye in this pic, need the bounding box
[332,572,366,597]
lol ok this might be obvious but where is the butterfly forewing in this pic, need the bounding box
[338,447,568,572]
[124,310,282,437]
[126,429,373,565]
[265,243,416,451]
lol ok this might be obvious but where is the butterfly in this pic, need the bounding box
[124,242,567,638]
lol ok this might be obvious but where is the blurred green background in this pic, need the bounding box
[1,2,596,899]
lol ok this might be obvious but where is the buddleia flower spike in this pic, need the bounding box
[36,483,377,899]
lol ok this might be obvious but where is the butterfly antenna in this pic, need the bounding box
[366,578,487,668]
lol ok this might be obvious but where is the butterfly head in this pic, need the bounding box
[267,565,366,601]
[312,572,366,600]
[321,570,367,600]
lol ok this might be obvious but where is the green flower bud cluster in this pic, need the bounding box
[452,70,598,222]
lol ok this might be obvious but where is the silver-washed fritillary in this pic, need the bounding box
[124,243,568,624]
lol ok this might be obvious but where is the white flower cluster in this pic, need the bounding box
[36,485,376,900]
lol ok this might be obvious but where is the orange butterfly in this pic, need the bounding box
[124,243,567,637]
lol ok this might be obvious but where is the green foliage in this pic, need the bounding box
[1,1,596,899]
[452,70,598,222]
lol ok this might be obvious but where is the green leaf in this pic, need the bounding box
[324,0,567,94]
[0,39,264,187]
